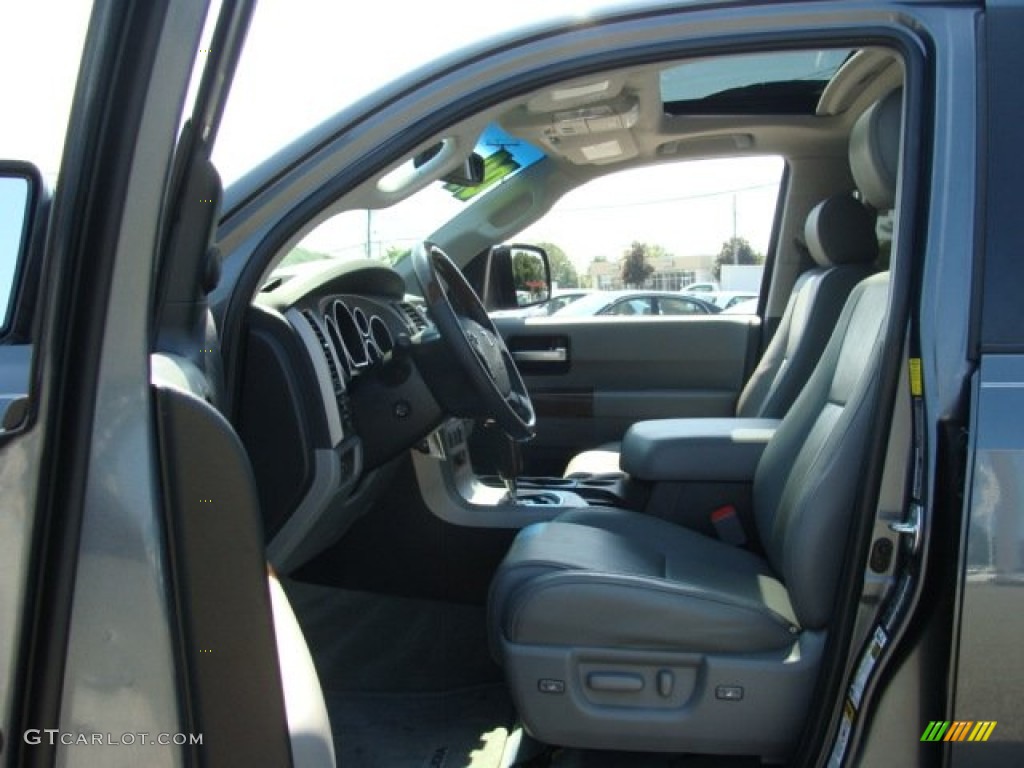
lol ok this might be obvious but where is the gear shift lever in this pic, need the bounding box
[496,434,524,503]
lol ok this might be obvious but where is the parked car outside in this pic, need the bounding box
[709,290,759,310]
[490,289,594,318]
[551,289,720,317]
[681,281,718,294]
[722,297,760,314]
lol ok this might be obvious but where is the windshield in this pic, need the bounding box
[276,124,545,271]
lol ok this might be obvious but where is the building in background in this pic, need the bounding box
[585,252,715,290]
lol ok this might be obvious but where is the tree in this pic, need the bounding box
[512,250,547,298]
[385,246,411,266]
[643,243,674,262]
[712,236,763,281]
[620,241,656,288]
[536,241,579,288]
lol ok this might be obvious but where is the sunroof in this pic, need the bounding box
[660,49,854,115]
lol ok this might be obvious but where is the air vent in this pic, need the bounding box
[260,273,295,293]
[301,310,343,395]
[260,276,284,292]
[397,302,428,332]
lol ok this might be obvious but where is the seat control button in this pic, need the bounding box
[657,670,674,697]
[716,685,744,701]
[587,673,644,692]
[538,679,565,694]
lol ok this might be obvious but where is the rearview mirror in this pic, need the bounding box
[441,153,485,187]
[414,143,486,187]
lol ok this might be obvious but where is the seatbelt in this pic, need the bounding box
[710,504,748,546]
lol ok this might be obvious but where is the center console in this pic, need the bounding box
[412,419,628,529]
[476,473,636,506]
[412,416,779,531]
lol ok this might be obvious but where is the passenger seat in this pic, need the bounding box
[564,193,880,478]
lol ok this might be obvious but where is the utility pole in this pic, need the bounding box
[732,193,738,264]
[364,210,372,259]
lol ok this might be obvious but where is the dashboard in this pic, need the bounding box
[238,259,443,573]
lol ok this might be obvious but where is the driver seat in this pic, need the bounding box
[487,89,901,760]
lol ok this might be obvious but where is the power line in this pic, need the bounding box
[557,182,778,214]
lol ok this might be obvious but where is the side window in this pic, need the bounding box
[606,297,653,316]
[515,156,783,315]
[657,296,706,315]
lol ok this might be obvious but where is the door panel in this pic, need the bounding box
[494,315,760,474]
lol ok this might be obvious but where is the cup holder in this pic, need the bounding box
[476,473,629,507]
[522,476,575,488]
[518,491,562,506]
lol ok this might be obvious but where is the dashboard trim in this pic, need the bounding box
[287,308,344,447]
[266,448,346,573]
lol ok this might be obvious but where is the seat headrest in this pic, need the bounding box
[804,194,879,267]
[849,88,902,210]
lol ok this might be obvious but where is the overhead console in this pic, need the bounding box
[501,74,645,166]
[504,95,641,166]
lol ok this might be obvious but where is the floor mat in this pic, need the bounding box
[327,684,514,768]
[282,579,502,693]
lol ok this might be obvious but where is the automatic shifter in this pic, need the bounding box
[496,434,524,503]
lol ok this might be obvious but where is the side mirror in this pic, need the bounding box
[0,161,42,336]
[468,244,551,311]
[508,244,552,307]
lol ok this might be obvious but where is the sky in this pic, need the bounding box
[514,158,781,268]
[1,1,783,272]
[0,3,94,181]
[2,1,596,179]
[213,0,603,185]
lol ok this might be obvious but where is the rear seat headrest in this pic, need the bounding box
[850,88,902,210]
[805,194,879,268]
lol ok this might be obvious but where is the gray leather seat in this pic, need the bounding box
[489,89,902,760]
[564,175,882,480]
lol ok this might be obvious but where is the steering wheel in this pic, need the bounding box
[411,241,536,441]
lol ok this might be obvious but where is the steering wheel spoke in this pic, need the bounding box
[505,389,533,421]
[411,242,536,440]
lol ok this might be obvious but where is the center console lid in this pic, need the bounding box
[621,418,780,482]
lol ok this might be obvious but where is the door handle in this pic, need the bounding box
[511,348,568,363]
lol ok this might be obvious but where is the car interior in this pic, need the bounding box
[153,42,911,767]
